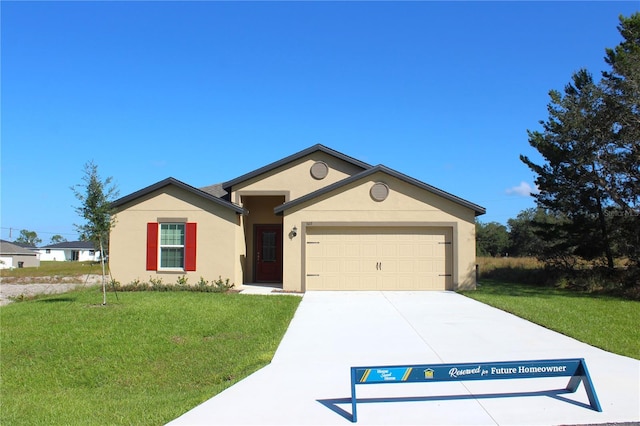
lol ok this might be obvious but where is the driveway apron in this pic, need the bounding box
[168,291,640,425]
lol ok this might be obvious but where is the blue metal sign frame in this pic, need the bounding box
[350,358,601,422]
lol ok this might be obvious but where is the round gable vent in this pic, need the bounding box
[310,161,329,180]
[370,182,390,202]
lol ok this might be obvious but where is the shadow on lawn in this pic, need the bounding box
[37,296,77,303]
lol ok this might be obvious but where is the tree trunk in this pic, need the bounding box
[100,238,107,305]
[595,195,615,269]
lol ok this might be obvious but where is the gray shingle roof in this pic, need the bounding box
[0,240,39,255]
[39,241,97,250]
[199,183,228,198]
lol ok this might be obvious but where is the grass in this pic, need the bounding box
[476,256,543,274]
[3,256,638,425]
[461,278,640,360]
[1,261,102,280]
[0,287,301,425]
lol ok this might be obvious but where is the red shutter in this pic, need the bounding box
[146,223,159,271]
[185,222,197,271]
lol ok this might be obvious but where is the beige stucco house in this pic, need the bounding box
[110,145,485,291]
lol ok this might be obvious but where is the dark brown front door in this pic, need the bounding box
[255,225,283,282]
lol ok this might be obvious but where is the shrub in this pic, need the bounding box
[212,276,234,293]
[110,276,235,293]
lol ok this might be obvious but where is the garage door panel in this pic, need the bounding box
[380,275,399,290]
[344,259,362,273]
[398,244,416,257]
[398,259,415,272]
[380,244,397,257]
[305,227,452,291]
[360,243,377,257]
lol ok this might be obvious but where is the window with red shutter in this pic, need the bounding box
[147,222,197,271]
[185,223,197,271]
[146,223,159,271]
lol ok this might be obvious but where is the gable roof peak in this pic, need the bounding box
[275,163,486,216]
[222,144,372,190]
[112,176,245,214]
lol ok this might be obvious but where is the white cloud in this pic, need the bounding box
[506,181,539,197]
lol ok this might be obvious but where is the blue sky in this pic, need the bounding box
[1,1,638,243]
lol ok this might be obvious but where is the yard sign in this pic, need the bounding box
[350,358,601,422]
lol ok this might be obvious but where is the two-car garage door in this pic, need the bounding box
[305,227,452,290]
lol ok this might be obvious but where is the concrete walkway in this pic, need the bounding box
[169,291,640,425]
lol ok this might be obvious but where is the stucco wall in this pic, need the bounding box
[0,254,40,269]
[229,151,367,284]
[230,151,365,203]
[110,185,241,286]
[280,172,477,292]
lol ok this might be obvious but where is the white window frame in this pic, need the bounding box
[159,223,186,270]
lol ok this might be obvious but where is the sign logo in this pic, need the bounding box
[424,368,434,379]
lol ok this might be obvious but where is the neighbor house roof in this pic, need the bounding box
[10,241,38,249]
[111,177,246,214]
[221,144,371,191]
[0,240,39,256]
[39,241,97,250]
[274,164,487,216]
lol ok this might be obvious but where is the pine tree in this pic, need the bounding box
[521,13,639,281]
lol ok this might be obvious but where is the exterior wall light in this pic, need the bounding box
[292,226,298,237]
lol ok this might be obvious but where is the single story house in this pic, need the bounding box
[110,145,485,291]
[0,240,40,269]
[37,241,101,262]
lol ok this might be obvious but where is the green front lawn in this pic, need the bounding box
[3,278,637,425]
[461,279,640,360]
[0,288,301,425]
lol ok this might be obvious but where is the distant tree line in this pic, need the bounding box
[477,208,575,259]
[11,230,74,247]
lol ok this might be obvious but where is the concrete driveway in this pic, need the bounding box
[169,291,640,425]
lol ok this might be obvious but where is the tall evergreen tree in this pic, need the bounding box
[521,70,615,268]
[602,13,640,270]
[521,13,639,281]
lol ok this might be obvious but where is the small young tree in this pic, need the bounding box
[71,161,119,305]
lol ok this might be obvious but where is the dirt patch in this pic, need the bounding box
[0,274,103,285]
[0,275,104,306]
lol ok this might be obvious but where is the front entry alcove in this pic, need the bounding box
[241,195,285,283]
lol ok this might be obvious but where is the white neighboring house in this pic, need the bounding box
[38,241,101,262]
[0,240,41,269]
